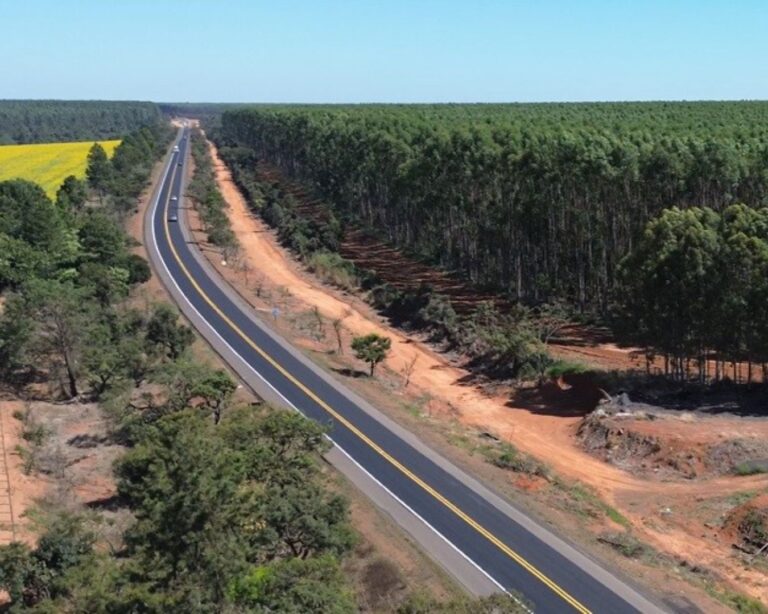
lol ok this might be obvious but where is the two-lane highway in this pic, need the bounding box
[145,128,665,613]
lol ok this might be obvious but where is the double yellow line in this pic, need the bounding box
[160,138,591,614]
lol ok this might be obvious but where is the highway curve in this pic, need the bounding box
[144,127,666,614]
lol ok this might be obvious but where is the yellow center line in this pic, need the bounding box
[160,137,591,614]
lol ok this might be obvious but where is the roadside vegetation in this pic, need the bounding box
[217,103,768,387]
[0,113,528,612]
[216,147,569,383]
[186,129,237,249]
[204,105,768,607]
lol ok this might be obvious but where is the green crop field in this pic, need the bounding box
[0,139,120,198]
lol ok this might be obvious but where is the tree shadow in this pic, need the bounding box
[507,374,604,418]
[331,367,369,379]
[67,434,110,449]
[85,494,124,512]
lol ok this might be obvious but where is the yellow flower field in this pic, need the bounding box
[0,140,120,198]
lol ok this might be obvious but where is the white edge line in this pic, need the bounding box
[149,134,536,610]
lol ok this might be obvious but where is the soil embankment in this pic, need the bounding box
[578,399,768,480]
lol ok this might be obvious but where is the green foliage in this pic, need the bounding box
[124,253,152,285]
[734,461,768,476]
[55,175,87,212]
[0,123,171,398]
[545,360,590,378]
[618,204,768,379]
[0,100,161,144]
[187,130,238,247]
[218,146,554,382]
[221,103,768,313]
[598,532,648,558]
[5,279,98,397]
[351,333,392,376]
[227,555,355,613]
[710,588,768,614]
[190,368,237,424]
[145,303,195,360]
[491,442,550,477]
[86,143,112,195]
[0,511,95,608]
[306,250,359,291]
[112,407,355,609]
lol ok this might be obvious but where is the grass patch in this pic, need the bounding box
[709,587,767,613]
[563,482,631,528]
[306,250,359,291]
[734,460,768,476]
[489,442,550,478]
[597,532,647,558]
[727,491,759,506]
[545,359,591,379]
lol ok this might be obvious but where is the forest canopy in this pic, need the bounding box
[219,102,768,314]
[0,100,162,144]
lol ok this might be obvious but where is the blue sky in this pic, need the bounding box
[1,0,766,102]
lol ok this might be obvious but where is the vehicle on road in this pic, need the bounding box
[173,145,179,152]
[171,195,177,201]
[168,214,178,222]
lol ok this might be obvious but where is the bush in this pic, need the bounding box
[491,442,549,477]
[306,251,359,291]
[734,460,768,476]
[597,532,647,558]
[545,359,590,379]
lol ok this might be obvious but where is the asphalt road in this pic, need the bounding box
[145,128,666,614]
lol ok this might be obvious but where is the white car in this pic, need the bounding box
[173,145,180,153]
[171,196,178,202]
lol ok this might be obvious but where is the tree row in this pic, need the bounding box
[219,103,768,313]
[0,100,161,144]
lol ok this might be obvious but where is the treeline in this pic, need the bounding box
[617,204,768,382]
[0,122,172,392]
[95,122,175,214]
[159,102,242,127]
[0,100,161,144]
[219,102,768,313]
[220,148,565,382]
[187,130,237,248]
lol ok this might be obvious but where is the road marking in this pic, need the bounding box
[157,133,590,614]
[150,143,518,605]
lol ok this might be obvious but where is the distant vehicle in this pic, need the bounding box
[173,145,180,152]
[171,196,178,201]
[178,161,182,166]
[168,214,178,222]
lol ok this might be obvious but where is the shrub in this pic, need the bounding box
[306,251,359,291]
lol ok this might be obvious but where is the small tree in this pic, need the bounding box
[351,333,391,377]
[331,310,351,355]
[145,304,194,360]
[56,175,88,212]
[192,369,237,424]
[85,143,112,202]
[401,354,418,390]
